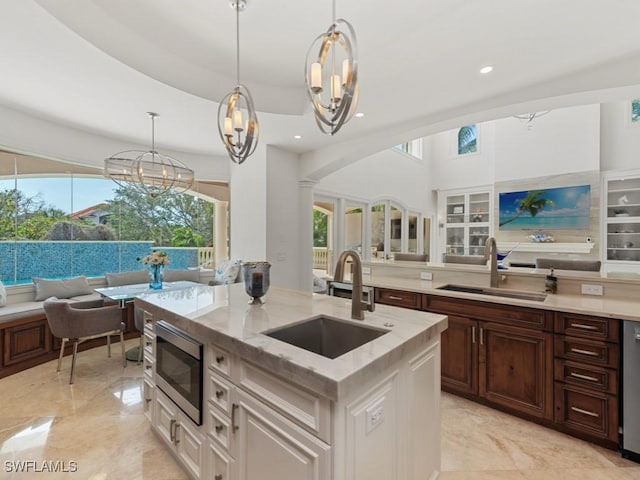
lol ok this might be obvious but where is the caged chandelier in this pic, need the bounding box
[104,112,194,198]
[305,0,359,135]
[217,0,259,164]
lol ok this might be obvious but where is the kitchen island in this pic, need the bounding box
[136,283,448,480]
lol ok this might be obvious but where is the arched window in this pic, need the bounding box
[457,125,477,155]
[632,99,640,123]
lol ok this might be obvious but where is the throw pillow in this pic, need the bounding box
[105,270,149,287]
[214,259,242,285]
[0,280,6,307]
[33,276,92,301]
[163,269,200,283]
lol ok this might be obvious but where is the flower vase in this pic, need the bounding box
[149,265,163,290]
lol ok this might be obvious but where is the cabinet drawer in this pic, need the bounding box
[206,404,234,456]
[143,331,154,356]
[375,288,422,310]
[426,295,552,330]
[207,370,234,416]
[554,336,618,368]
[554,313,619,342]
[143,352,154,380]
[554,383,618,443]
[208,344,232,378]
[238,360,331,443]
[554,359,618,395]
[208,442,233,480]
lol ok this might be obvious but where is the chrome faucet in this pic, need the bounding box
[483,237,500,288]
[333,250,371,320]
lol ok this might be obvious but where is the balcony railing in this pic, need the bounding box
[198,247,215,268]
[313,247,333,273]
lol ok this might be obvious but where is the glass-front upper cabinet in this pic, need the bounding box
[440,189,492,258]
[604,174,640,270]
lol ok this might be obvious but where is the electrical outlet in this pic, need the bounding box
[420,271,433,280]
[581,284,603,296]
[362,266,371,275]
[365,400,385,433]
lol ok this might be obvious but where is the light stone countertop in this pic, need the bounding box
[359,273,640,322]
[135,283,448,401]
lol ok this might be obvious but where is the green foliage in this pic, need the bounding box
[104,185,214,247]
[458,125,477,154]
[0,189,68,240]
[499,190,556,227]
[313,209,327,247]
[171,227,203,247]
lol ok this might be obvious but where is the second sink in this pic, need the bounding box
[264,315,389,359]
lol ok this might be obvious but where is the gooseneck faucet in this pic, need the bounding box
[484,237,500,288]
[333,250,369,320]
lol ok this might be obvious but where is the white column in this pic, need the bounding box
[214,201,228,263]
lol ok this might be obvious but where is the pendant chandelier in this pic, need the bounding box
[305,0,359,136]
[104,112,195,198]
[513,111,551,128]
[217,0,259,164]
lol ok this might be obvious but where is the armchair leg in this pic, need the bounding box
[120,332,126,368]
[57,338,66,372]
[69,340,79,384]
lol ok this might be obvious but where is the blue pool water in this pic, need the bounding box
[0,242,199,285]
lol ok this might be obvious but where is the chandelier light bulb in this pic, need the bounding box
[305,1,359,136]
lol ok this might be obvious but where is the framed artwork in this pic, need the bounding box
[499,185,591,230]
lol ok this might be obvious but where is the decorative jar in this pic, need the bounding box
[242,262,271,304]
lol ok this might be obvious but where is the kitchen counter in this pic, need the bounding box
[135,282,447,400]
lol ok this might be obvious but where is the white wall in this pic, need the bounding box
[600,101,640,172]
[493,104,600,181]
[316,148,430,212]
[266,146,305,291]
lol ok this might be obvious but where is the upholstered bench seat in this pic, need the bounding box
[0,293,103,325]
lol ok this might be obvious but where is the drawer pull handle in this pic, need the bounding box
[570,347,599,357]
[472,326,476,344]
[216,355,225,364]
[571,406,600,418]
[569,372,599,382]
[170,419,177,443]
[231,403,239,432]
[145,365,152,370]
[480,327,484,346]
[174,423,180,444]
[215,390,224,399]
[145,397,152,404]
[215,475,223,480]
[570,323,598,331]
[388,295,404,301]
[215,424,224,434]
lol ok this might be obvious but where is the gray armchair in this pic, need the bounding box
[44,297,126,384]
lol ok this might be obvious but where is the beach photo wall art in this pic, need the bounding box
[499,185,591,230]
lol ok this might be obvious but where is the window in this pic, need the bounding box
[393,139,423,158]
[632,99,640,123]
[457,125,477,155]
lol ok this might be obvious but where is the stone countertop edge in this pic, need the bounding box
[135,284,448,401]
[361,274,640,322]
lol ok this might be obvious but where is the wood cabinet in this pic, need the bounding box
[553,311,620,447]
[427,295,553,420]
[374,288,422,310]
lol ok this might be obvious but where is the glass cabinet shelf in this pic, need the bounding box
[604,175,640,267]
[441,190,491,257]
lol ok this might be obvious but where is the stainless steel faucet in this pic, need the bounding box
[484,237,500,288]
[333,250,371,320]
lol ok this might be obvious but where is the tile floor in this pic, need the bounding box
[0,339,638,479]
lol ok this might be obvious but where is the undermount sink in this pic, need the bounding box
[436,284,548,302]
[264,315,389,359]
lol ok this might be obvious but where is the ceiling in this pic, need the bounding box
[2,0,640,176]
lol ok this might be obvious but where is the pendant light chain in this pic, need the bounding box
[236,1,240,86]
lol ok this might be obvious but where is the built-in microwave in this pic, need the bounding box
[155,320,203,426]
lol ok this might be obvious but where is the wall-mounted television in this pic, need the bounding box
[498,185,591,230]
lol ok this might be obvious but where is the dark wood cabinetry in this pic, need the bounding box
[553,312,620,448]
[0,302,139,379]
[374,287,423,310]
[375,286,621,449]
[424,293,554,420]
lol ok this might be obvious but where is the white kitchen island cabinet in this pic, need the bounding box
[137,283,447,480]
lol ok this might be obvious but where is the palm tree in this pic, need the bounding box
[499,190,555,227]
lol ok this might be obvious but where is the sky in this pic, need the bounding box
[0,177,116,213]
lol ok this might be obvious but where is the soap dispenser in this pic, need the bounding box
[545,268,557,294]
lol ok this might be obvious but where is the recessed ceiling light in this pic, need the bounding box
[479,65,494,74]
[293,135,302,139]
[355,112,365,118]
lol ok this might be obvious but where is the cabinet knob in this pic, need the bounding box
[215,424,224,434]
[216,355,225,364]
[215,475,223,480]
[215,390,224,399]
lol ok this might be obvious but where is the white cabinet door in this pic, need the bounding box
[234,390,331,480]
[155,389,178,446]
[406,342,441,480]
[177,415,205,480]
